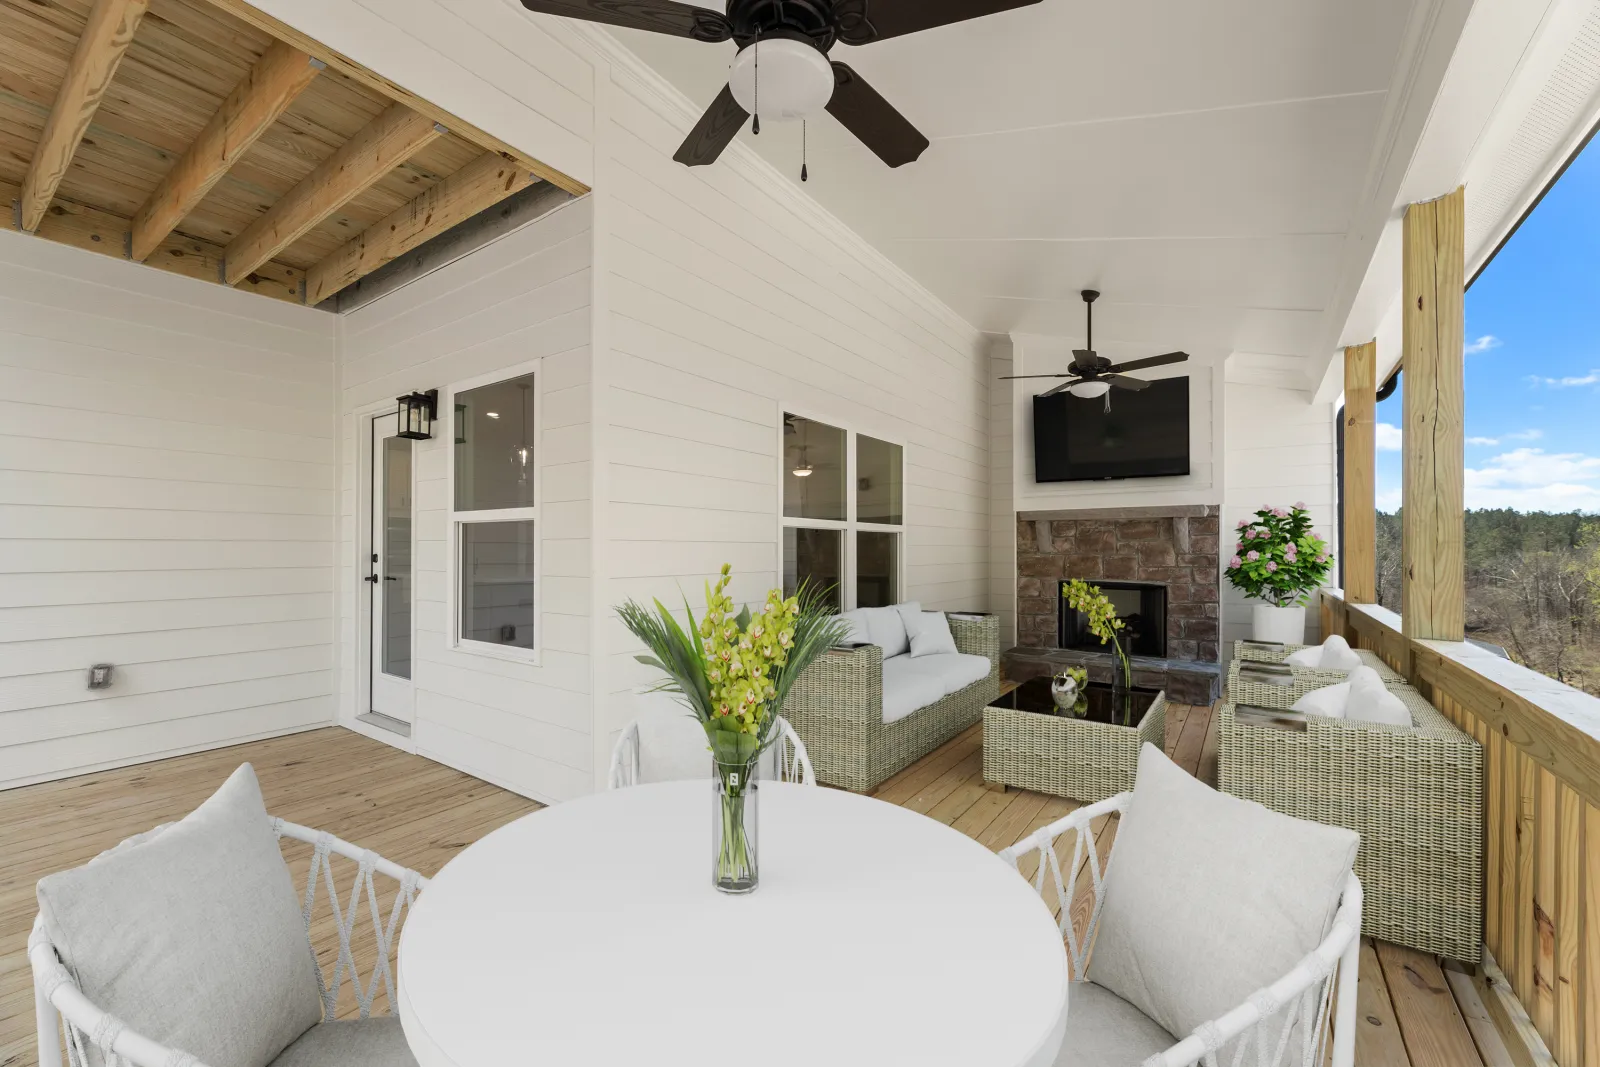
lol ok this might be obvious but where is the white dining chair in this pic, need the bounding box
[999,744,1363,1067]
[608,704,816,788]
[31,764,425,1067]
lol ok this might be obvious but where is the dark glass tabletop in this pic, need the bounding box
[993,676,1159,727]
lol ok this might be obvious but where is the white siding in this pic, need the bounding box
[0,230,337,789]
[335,199,595,804]
[988,338,1017,649]
[1221,381,1339,657]
[591,60,992,761]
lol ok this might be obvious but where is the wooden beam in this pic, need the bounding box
[1343,340,1378,603]
[223,102,443,287]
[1401,187,1466,641]
[17,0,150,233]
[130,41,322,262]
[194,0,589,197]
[305,151,537,304]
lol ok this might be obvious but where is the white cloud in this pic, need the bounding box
[1464,335,1500,355]
[1375,484,1402,514]
[1505,428,1544,441]
[1529,370,1600,388]
[1466,436,1499,446]
[1375,422,1403,451]
[1463,448,1600,512]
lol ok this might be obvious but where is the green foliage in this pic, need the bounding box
[1224,504,1334,607]
[1054,665,1089,691]
[1062,578,1130,686]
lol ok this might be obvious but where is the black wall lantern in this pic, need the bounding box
[397,390,438,440]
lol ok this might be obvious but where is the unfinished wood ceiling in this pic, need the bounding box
[0,0,587,305]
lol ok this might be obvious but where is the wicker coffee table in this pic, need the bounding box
[982,678,1167,802]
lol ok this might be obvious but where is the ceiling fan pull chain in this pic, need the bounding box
[752,33,760,135]
[801,120,808,182]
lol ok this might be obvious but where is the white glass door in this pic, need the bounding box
[368,415,415,723]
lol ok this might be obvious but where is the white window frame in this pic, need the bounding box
[778,409,907,610]
[446,359,543,665]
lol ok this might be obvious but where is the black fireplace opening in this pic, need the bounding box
[1059,581,1168,658]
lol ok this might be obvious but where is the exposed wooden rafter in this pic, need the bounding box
[305,152,539,304]
[131,40,323,262]
[224,103,444,286]
[17,0,150,233]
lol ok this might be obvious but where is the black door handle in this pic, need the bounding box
[384,576,398,581]
[365,574,379,584]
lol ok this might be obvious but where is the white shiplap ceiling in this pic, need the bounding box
[608,0,1421,371]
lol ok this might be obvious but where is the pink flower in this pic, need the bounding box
[1229,555,1242,568]
[1242,529,1254,540]
[1246,550,1260,562]
[1293,501,1307,510]
[1236,519,1250,529]
[1316,554,1327,564]
[1266,561,1278,573]
[1271,507,1289,518]
[1284,545,1297,559]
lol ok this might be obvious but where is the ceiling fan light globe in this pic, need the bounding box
[1068,380,1111,399]
[728,39,834,120]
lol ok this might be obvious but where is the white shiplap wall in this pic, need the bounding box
[335,199,594,804]
[591,58,992,760]
[1221,379,1338,656]
[0,230,338,789]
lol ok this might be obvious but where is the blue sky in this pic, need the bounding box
[1374,136,1600,514]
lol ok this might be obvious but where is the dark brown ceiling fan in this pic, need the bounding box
[1000,290,1190,399]
[518,0,1044,168]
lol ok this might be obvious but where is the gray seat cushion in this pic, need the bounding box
[1089,745,1358,1064]
[37,764,323,1067]
[1056,982,1176,1067]
[269,1018,417,1067]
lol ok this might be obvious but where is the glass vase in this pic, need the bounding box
[712,759,759,894]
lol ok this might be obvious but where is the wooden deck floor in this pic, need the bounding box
[1,708,1506,1067]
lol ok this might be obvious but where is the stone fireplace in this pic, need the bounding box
[1059,580,1168,657]
[1008,505,1222,704]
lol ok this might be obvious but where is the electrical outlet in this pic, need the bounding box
[88,664,114,690]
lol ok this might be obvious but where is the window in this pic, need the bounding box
[452,369,537,657]
[781,413,905,610]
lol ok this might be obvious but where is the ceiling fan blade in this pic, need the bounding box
[673,85,748,167]
[1040,379,1082,398]
[519,0,731,41]
[826,63,929,168]
[1107,374,1150,391]
[998,373,1075,380]
[1107,351,1189,374]
[835,0,1044,45]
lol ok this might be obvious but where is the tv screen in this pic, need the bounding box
[1033,377,1190,482]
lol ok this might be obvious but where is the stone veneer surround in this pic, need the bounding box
[1015,505,1222,662]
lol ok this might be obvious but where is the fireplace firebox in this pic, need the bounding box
[1059,581,1168,658]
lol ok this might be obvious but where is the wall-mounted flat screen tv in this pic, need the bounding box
[1033,377,1190,482]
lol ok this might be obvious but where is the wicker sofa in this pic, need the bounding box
[1220,641,1483,962]
[785,611,1000,793]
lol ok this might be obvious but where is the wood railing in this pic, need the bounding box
[1320,589,1600,1066]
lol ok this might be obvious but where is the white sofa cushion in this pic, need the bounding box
[881,654,947,724]
[1054,982,1176,1067]
[861,603,917,658]
[908,610,959,658]
[1089,744,1359,1065]
[1285,634,1363,672]
[837,609,872,645]
[917,652,991,696]
[36,764,323,1067]
[269,1018,417,1067]
[1345,665,1413,727]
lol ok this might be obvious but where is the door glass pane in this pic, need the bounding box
[455,372,536,511]
[857,531,899,608]
[783,414,846,521]
[461,521,536,649]
[783,527,842,612]
[856,434,903,525]
[381,436,412,679]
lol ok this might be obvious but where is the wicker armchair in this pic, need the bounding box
[1233,639,1404,685]
[785,612,1000,792]
[1218,674,1483,962]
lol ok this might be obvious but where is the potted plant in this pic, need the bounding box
[1224,504,1335,644]
[616,565,846,894]
[1062,579,1131,692]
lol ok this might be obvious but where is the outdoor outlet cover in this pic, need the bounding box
[88,664,114,690]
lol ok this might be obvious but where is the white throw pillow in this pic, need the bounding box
[632,691,712,782]
[1345,667,1413,727]
[1090,745,1359,1065]
[36,764,323,1067]
[836,609,872,646]
[1291,680,1350,719]
[908,610,959,658]
[864,603,916,658]
[1286,634,1362,672]
[1284,646,1321,668]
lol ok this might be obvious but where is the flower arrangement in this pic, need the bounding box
[1062,579,1131,690]
[1224,504,1335,607]
[616,565,846,892]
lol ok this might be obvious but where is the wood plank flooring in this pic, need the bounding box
[1,704,1493,1067]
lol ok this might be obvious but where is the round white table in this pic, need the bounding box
[398,781,1070,1067]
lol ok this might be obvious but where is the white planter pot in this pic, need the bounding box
[1252,604,1306,645]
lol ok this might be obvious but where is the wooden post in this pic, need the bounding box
[1401,187,1465,642]
[1343,340,1378,604]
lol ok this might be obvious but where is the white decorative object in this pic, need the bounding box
[1252,603,1306,644]
[1050,676,1079,710]
[999,746,1363,1067]
[399,782,1071,1067]
[1285,634,1363,672]
[608,714,816,788]
[31,774,426,1067]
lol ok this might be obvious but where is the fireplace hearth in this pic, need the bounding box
[1060,581,1167,658]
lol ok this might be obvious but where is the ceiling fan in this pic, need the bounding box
[518,0,1045,169]
[1000,290,1189,402]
